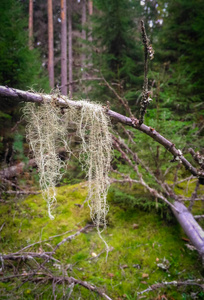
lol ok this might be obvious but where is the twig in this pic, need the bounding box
[0,222,5,232]
[112,136,180,213]
[53,225,93,252]
[137,279,204,295]
[16,229,74,253]
[60,77,103,87]
[14,224,93,291]
[189,148,204,170]
[5,190,40,195]
[194,215,204,219]
[2,252,60,263]
[169,176,195,186]
[101,74,133,118]
[0,272,112,300]
[139,20,153,125]
[188,180,200,212]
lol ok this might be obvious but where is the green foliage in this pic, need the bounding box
[153,0,204,121]
[13,133,27,162]
[0,0,49,91]
[87,0,144,109]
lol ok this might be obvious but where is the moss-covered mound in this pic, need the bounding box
[0,182,203,299]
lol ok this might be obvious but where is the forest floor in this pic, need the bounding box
[0,182,204,299]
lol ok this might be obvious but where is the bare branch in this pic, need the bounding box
[138,279,204,296]
[139,20,154,125]
[188,180,200,212]
[0,85,203,181]
[0,272,112,300]
[195,215,204,219]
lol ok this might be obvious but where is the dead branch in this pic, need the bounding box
[194,215,204,219]
[112,135,204,259]
[0,272,112,299]
[112,136,180,212]
[189,148,204,170]
[2,252,60,264]
[0,85,203,182]
[137,279,204,296]
[4,190,40,195]
[16,229,74,253]
[100,73,133,118]
[0,158,36,179]
[188,180,200,212]
[139,20,154,125]
[0,224,112,300]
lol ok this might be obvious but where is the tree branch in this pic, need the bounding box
[0,85,203,181]
[137,279,204,296]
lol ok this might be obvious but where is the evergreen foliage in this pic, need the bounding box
[89,0,144,109]
[0,0,49,91]
[153,0,204,120]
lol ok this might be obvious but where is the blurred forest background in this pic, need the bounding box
[0,0,203,167]
[0,0,204,299]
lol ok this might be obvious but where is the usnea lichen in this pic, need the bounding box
[23,97,112,250]
[65,101,112,242]
[23,101,69,219]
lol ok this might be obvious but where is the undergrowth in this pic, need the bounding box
[0,183,203,299]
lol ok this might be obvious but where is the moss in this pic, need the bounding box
[0,182,203,299]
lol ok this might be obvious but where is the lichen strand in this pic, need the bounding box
[23,101,69,219]
[24,99,112,250]
[65,101,112,238]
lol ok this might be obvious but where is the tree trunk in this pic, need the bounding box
[88,0,93,43]
[28,0,33,50]
[0,159,37,179]
[87,0,93,72]
[81,0,87,79]
[68,0,73,98]
[48,0,54,88]
[61,0,67,95]
[88,0,93,17]
[0,85,204,261]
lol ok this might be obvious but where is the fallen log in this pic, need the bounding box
[0,159,36,179]
[0,85,204,261]
[0,148,67,179]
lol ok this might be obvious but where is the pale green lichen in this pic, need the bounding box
[23,97,112,251]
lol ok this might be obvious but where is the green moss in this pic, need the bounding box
[0,182,203,299]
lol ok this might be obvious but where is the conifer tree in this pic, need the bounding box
[155,0,204,119]
[89,0,144,110]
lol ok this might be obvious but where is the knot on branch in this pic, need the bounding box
[139,90,152,125]
[170,149,183,163]
[189,148,204,169]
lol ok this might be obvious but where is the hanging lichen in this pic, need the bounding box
[23,97,112,253]
[65,101,112,240]
[23,101,69,219]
